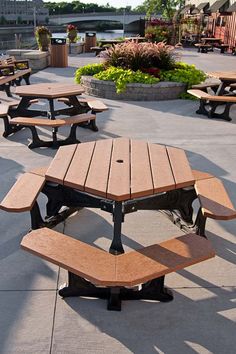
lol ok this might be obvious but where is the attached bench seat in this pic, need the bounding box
[58,97,108,113]
[195,176,236,220]
[191,82,219,93]
[21,227,215,287]
[0,172,45,212]
[187,89,236,121]
[9,113,96,149]
[194,43,212,53]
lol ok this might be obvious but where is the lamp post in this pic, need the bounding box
[33,6,36,29]
[123,8,126,36]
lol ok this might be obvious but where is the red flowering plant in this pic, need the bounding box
[67,24,78,43]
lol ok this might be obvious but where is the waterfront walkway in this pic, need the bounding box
[0,49,235,353]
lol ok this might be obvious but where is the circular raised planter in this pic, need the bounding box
[81,76,186,101]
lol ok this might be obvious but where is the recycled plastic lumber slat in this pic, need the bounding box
[192,169,214,181]
[21,229,215,287]
[10,114,95,127]
[0,172,45,212]
[130,140,153,198]
[107,138,130,201]
[85,139,113,198]
[30,165,49,177]
[0,105,9,116]
[116,233,215,286]
[15,83,84,98]
[167,146,195,189]
[195,177,236,220]
[187,89,236,102]
[87,100,108,112]
[45,145,77,184]
[21,228,116,286]
[148,143,175,193]
[64,141,96,191]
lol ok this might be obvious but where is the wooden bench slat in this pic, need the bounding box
[130,140,154,198]
[85,139,113,198]
[148,143,176,193]
[0,172,45,212]
[10,114,95,127]
[195,177,236,220]
[167,146,195,189]
[107,137,130,201]
[21,228,116,286]
[117,233,215,286]
[64,141,96,190]
[21,228,215,287]
[46,145,77,184]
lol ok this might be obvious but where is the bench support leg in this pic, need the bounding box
[107,288,121,311]
[30,202,45,230]
[194,208,207,238]
[59,273,173,311]
[2,115,23,137]
[3,83,12,97]
[110,201,124,255]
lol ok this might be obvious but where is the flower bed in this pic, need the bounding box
[81,76,186,100]
[75,42,206,101]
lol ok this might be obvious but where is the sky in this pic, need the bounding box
[44,1,144,9]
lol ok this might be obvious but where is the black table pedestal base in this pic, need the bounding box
[59,273,173,311]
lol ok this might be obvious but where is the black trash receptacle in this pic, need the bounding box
[85,32,97,52]
[50,37,68,67]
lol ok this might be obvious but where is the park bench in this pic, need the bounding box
[21,227,215,310]
[9,113,96,148]
[187,88,236,121]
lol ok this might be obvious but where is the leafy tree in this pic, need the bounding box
[134,0,185,20]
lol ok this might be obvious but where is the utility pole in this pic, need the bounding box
[123,8,126,36]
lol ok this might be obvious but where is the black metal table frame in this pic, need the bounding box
[4,95,98,145]
[30,182,206,311]
[196,79,236,121]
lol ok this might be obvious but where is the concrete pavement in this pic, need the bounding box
[0,49,235,353]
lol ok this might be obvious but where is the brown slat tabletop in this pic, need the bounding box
[15,83,85,98]
[45,138,195,201]
[208,71,236,81]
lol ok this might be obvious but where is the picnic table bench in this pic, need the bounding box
[0,56,31,96]
[187,88,236,121]
[1,138,236,310]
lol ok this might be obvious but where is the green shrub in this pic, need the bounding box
[94,66,159,93]
[75,63,105,83]
[101,41,176,71]
[160,63,206,89]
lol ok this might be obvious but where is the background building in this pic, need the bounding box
[0,0,49,25]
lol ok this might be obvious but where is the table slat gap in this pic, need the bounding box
[84,139,113,198]
[130,140,154,199]
[166,146,194,189]
[64,142,96,191]
[148,144,176,193]
[45,145,78,184]
[106,138,131,201]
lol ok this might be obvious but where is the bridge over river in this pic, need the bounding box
[49,12,147,26]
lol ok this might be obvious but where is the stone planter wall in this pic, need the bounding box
[68,42,84,55]
[6,49,50,72]
[81,76,186,101]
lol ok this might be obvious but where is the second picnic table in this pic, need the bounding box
[7,83,98,148]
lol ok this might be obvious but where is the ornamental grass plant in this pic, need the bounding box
[75,42,206,95]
